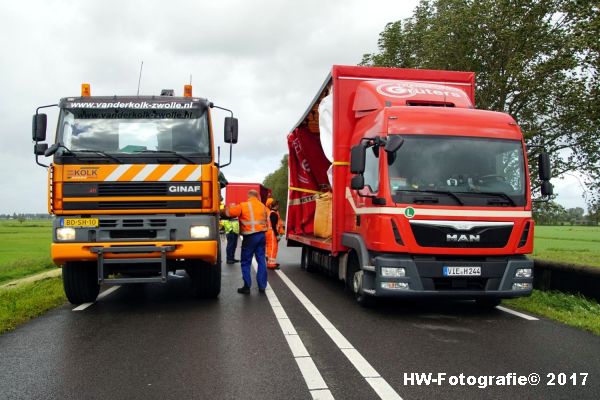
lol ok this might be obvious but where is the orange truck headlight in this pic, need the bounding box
[56,227,76,241]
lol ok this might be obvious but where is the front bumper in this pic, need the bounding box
[51,240,218,265]
[51,214,219,265]
[361,255,533,299]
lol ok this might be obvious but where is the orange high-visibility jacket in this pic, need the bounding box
[225,197,269,235]
[268,210,285,235]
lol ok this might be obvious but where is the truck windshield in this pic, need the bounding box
[57,108,210,157]
[388,135,526,207]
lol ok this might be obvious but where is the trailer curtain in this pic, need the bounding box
[287,127,331,235]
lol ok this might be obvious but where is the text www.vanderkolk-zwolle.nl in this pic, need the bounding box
[404,372,590,389]
[68,101,194,109]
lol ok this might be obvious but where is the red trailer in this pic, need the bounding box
[286,65,552,306]
[225,182,272,206]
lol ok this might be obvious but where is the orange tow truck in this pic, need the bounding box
[32,84,238,304]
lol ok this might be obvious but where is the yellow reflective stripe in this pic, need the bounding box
[289,186,324,195]
[332,161,349,166]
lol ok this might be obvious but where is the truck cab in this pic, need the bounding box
[32,84,238,304]
[286,66,552,307]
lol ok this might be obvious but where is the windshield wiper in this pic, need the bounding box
[462,191,517,207]
[396,189,464,206]
[135,150,195,163]
[73,150,124,164]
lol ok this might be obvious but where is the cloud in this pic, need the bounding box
[0,0,590,213]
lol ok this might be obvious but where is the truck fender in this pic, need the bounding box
[341,233,370,272]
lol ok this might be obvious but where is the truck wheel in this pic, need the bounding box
[346,252,375,307]
[476,298,501,309]
[189,261,221,299]
[301,247,316,272]
[300,247,308,269]
[62,261,100,305]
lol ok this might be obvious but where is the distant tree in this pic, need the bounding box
[263,155,289,218]
[533,201,567,225]
[362,0,600,200]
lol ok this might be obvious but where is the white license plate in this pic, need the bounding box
[443,266,481,277]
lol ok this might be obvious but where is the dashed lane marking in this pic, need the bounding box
[252,261,334,400]
[496,305,539,321]
[276,269,403,400]
[72,285,121,311]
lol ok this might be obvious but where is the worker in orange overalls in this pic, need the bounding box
[265,198,285,270]
[224,190,269,294]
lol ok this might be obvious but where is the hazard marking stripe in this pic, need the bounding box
[117,165,145,182]
[345,188,532,218]
[102,164,202,182]
[104,165,132,181]
[185,166,202,181]
[131,164,160,181]
[172,165,198,181]
[159,165,186,181]
[145,164,172,181]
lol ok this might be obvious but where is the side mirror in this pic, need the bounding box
[351,175,365,190]
[350,144,366,174]
[541,180,553,197]
[44,143,60,157]
[538,152,551,181]
[32,114,47,142]
[224,117,238,144]
[384,135,404,153]
[34,143,48,156]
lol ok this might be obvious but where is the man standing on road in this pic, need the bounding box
[265,198,284,270]
[224,190,269,294]
[222,217,240,264]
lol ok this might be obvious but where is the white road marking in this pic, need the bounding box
[496,305,539,321]
[276,269,403,400]
[72,285,121,311]
[252,261,334,399]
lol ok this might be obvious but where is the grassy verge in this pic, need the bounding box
[0,258,55,285]
[0,277,65,334]
[0,219,54,284]
[534,226,600,268]
[504,290,600,336]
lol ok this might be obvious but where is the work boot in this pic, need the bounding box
[258,288,266,294]
[226,260,235,264]
[237,286,250,294]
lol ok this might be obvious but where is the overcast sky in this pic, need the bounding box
[0,0,588,213]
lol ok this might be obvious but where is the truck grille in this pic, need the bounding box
[63,201,202,210]
[410,224,512,248]
[98,182,167,196]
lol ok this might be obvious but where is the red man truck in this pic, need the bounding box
[286,65,552,307]
[225,182,272,205]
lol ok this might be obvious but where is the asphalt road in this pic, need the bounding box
[1,240,599,400]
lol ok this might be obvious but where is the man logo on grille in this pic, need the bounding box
[447,234,480,243]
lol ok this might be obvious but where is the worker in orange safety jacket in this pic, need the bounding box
[224,190,269,294]
[265,198,285,270]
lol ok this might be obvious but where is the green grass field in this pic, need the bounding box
[0,220,54,284]
[533,225,600,268]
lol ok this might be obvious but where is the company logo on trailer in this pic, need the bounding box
[376,82,464,99]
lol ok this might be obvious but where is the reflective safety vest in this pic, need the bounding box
[225,197,268,235]
[222,219,239,235]
[268,210,285,235]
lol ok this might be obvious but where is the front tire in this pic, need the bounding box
[62,261,100,305]
[188,260,221,299]
[475,298,501,309]
[346,251,375,307]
